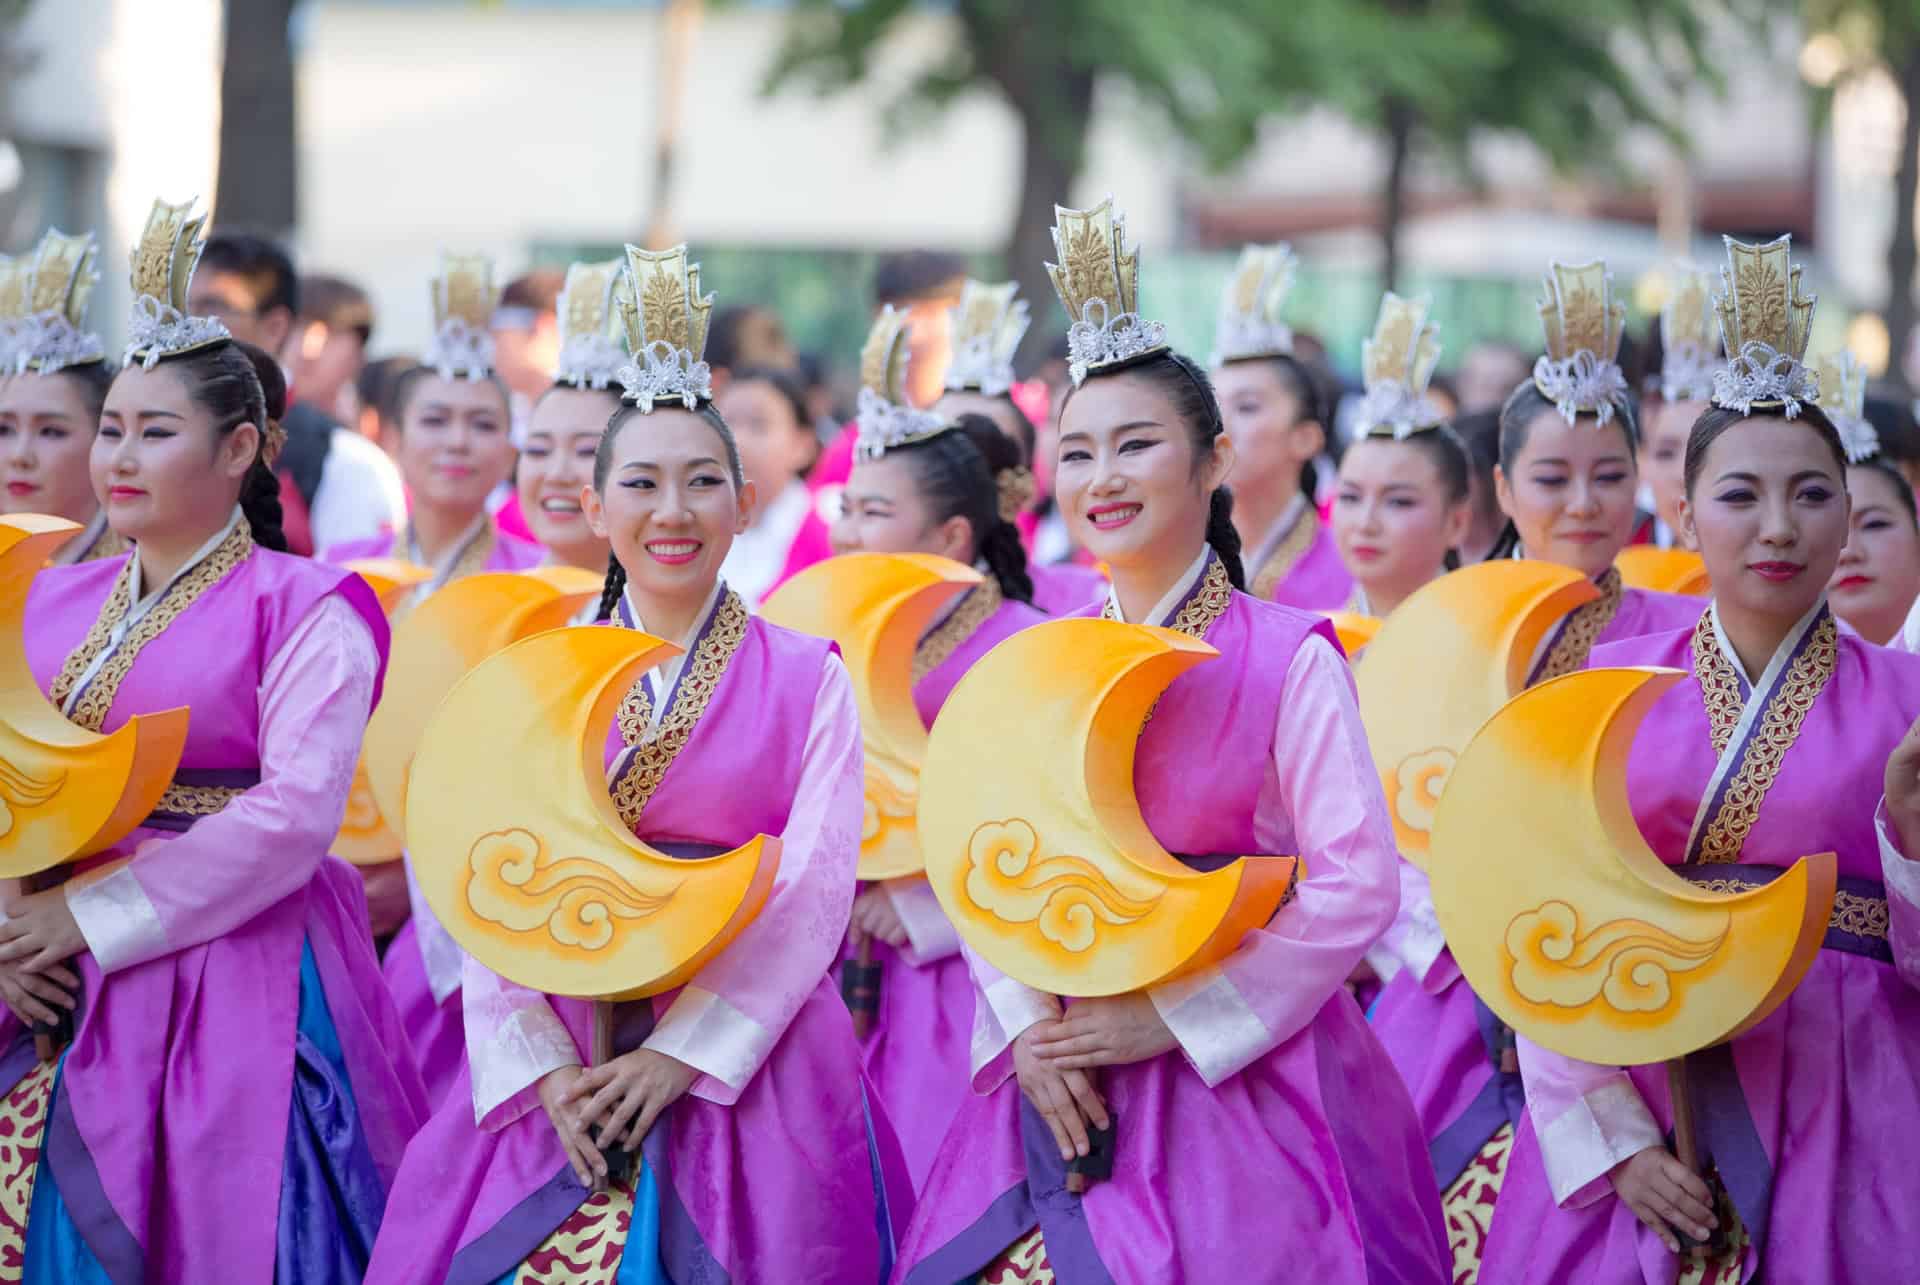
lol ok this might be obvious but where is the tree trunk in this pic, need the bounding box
[1887,48,1920,397]
[214,0,298,235]
[1381,96,1416,294]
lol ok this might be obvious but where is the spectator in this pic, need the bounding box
[288,272,374,426]
[491,269,565,410]
[1455,340,1532,415]
[191,233,407,554]
[709,303,799,377]
[354,354,417,454]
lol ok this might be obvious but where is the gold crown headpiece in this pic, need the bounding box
[1352,293,1445,439]
[614,244,714,412]
[424,252,499,381]
[552,258,628,391]
[1656,262,1721,404]
[1530,260,1631,426]
[944,279,1030,397]
[10,229,107,376]
[0,255,27,373]
[1710,235,1819,417]
[1046,196,1168,385]
[1816,350,1876,463]
[124,198,231,370]
[855,304,950,460]
[1210,243,1298,365]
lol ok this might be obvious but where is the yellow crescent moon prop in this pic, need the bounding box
[1616,547,1711,596]
[1355,560,1599,870]
[1325,611,1380,656]
[1429,666,1834,1064]
[331,558,433,866]
[761,552,983,880]
[918,618,1299,997]
[365,571,602,836]
[0,513,189,875]
[406,626,780,999]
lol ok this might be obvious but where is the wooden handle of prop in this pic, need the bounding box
[844,936,881,1041]
[22,871,76,1063]
[1666,1056,1699,1175]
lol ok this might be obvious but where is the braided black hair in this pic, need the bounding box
[162,339,289,552]
[890,415,1034,604]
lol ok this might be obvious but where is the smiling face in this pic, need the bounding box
[518,386,616,568]
[1054,370,1230,580]
[832,450,971,562]
[1211,359,1320,508]
[92,365,256,547]
[1332,437,1469,611]
[1640,397,1702,541]
[1827,463,1920,644]
[0,372,101,522]
[1681,416,1850,629]
[583,408,752,616]
[1495,406,1639,579]
[395,374,515,514]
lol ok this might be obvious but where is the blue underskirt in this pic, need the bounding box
[487,1157,666,1285]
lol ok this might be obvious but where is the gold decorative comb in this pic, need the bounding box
[1353,293,1444,439]
[1816,350,1876,463]
[13,229,106,374]
[855,305,949,459]
[422,252,499,381]
[1530,259,1631,425]
[1711,235,1819,416]
[1658,263,1721,404]
[124,197,230,369]
[553,258,628,391]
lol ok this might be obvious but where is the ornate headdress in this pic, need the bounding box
[1656,262,1722,404]
[1530,260,1630,426]
[552,258,628,390]
[1210,243,1297,366]
[1816,350,1876,463]
[424,252,499,381]
[1352,293,1445,439]
[614,244,713,412]
[12,229,106,376]
[855,305,949,460]
[1710,235,1818,418]
[944,279,1030,397]
[124,198,231,370]
[0,255,26,373]
[1046,197,1168,386]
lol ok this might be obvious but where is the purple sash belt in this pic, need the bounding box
[141,767,261,832]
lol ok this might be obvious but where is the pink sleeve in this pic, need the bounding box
[886,877,962,964]
[1517,1035,1661,1206]
[67,594,379,972]
[1874,800,1920,991]
[1364,861,1450,987]
[1145,634,1399,1085]
[963,945,1061,1092]
[639,653,864,1104]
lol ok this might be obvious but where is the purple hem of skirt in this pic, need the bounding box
[445,1165,586,1285]
[45,1072,145,1283]
[641,1113,730,1284]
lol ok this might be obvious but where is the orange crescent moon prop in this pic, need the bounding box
[1326,611,1381,656]
[1616,547,1711,596]
[917,618,1298,997]
[365,571,601,837]
[1428,666,1834,1063]
[0,514,189,876]
[330,558,433,866]
[406,626,779,999]
[1355,560,1598,870]
[761,552,983,880]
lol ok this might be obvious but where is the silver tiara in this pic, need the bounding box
[615,340,711,412]
[13,312,105,376]
[424,318,497,383]
[854,387,948,461]
[555,334,627,391]
[1532,350,1631,428]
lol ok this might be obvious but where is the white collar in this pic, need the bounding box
[1246,493,1308,571]
[621,577,729,731]
[127,506,244,608]
[1707,595,1828,689]
[1104,544,1210,626]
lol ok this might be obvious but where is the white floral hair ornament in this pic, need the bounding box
[1710,235,1819,419]
[423,252,499,382]
[1816,350,1877,463]
[1530,260,1630,427]
[1210,243,1298,366]
[855,305,951,460]
[552,258,629,391]
[123,198,231,371]
[614,244,714,412]
[945,279,1030,398]
[1352,293,1446,440]
[1657,262,1722,404]
[1046,197,1169,386]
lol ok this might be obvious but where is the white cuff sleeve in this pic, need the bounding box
[65,862,167,974]
[886,878,962,963]
[1148,964,1273,1086]
[471,1004,582,1129]
[642,984,769,1104]
[1533,1078,1664,1206]
[1876,800,1920,906]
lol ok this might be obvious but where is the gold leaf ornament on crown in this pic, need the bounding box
[1710,235,1818,417]
[1351,292,1446,439]
[853,305,950,460]
[1530,259,1630,426]
[945,279,1031,397]
[11,229,106,376]
[1816,349,1876,463]
[552,258,629,391]
[1047,197,1169,385]
[1209,243,1297,365]
[1658,262,1723,404]
[0,255,26,373]
[123,198,232,370]
[613,243,714,412]
[424,251,499,382]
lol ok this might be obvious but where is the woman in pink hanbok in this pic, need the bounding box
[0,204,424,1281]
[893,204,1446,1284]
[365,246,907,1285]
[1476,238,1920,1285]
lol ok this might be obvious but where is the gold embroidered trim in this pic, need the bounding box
[1693,613,1838,864]
[911,579,1002,685]
[1691,611,1745,756]
[72,524,125,565]
[49,522,255,731]
[1249,507,1319,600]
[610,590,749,829]
[153,781,244,817]
[1534,566,1624,682]
[1103,556,1232,640]
[1682,875,1886,942]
